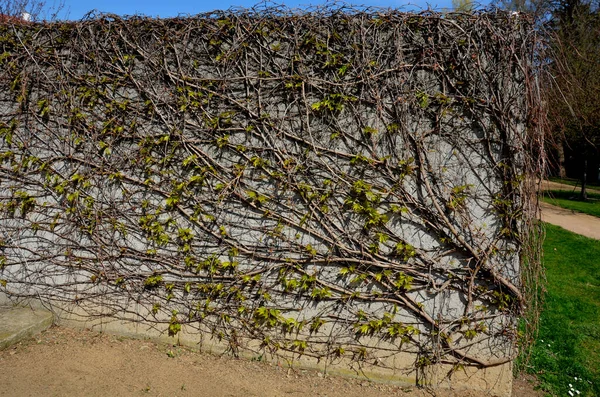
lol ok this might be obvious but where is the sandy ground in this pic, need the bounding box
[0,326,544,397]
[539,180,600,240]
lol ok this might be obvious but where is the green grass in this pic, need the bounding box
[542,190,600,218]
[528,224,600,396]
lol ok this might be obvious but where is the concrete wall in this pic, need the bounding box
[0,11,538,396]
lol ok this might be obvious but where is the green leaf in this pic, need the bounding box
[144,275,163,289]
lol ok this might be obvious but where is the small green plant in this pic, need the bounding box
[168,310,181,336]
[144,275,163,289]
[311,93,356,113]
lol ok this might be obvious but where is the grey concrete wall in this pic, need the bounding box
[0,11,538,395]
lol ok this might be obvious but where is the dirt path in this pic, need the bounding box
[0,326,542,397]
[539,180,600,240]
[540,179,600,194]
[540,201,600,240]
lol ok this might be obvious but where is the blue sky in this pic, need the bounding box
[54,0,472,20]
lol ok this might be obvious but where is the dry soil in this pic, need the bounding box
[0,326,543,397]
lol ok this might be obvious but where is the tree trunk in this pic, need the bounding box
[580,159,587,200]
[557,140,567,179]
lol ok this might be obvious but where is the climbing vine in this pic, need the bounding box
[0,6,544,383]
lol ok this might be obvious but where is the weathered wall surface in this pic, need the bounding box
[0,9,542,395]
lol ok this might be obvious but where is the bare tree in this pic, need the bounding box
[452,0,474,12]
[0,0,64,21]
[546,0,600,198]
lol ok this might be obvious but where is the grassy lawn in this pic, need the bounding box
[528,224,600,396]
[541,190,600,218]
